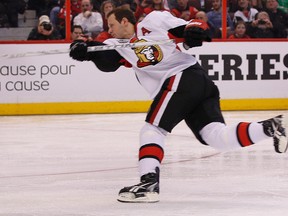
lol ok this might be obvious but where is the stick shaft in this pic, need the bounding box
[0,39,175,59]
[87,39,175,52]
[0,49,69,59]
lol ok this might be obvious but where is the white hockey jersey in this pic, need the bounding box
[104,11,198,98]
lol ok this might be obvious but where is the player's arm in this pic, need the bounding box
[69,40,124,72]
[168,19,211,49]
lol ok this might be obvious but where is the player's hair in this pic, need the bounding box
[107,8,136,25]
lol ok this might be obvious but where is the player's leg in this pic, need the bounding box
[184,80,288,152]
[118,70,199,203]
[117,123,165,203]
[199,115,287,153]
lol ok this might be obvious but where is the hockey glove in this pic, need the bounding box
[69,40,88,61]
[183,19,212,49]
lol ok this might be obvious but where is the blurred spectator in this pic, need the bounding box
[207,0,234,36]
[137,13,147,22]
[91,0,105,12]
[113,0,136,11]
[58,0,82,25]
[228,0,239,14]
[247,11,278,38]
[0,1,9,27]
[49,0,62,27]
[233,0,258,24]
[167,0,178,9]
[134,0,170,21]
[71,0,82,15]
[195,10,221,38]
[278,0,288,13]
[100,0,116,31]
[92,0,135,12]
[73,0,103,38]
[71,24,84,40]
[250,0,263,11]
[57,0,82,37]
[28,0,48,17]
[171,0,199,20]
[27,15,62,40]
[47,0,62,15]
[95,30,113,42]
[228,20,250,38]
[94,0,115,42]
[0,0,27,27]
[188,0,213,12]
[265,0,288,37]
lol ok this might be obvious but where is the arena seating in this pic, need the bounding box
[0,10,37,41]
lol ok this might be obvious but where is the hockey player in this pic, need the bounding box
[69,8,288,203]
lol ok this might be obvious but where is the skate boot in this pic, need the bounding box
[261,115,288,153]
[117,167,160,203]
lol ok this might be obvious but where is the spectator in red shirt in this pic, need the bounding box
[58,0,82,23]
[71,0,82,16]
[228,20,250,39]
[171,0,199,21]
[100,0,116,31]
[95,0,115,42]
[134,0,170,21]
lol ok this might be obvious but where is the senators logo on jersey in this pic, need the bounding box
[132,39,163,68]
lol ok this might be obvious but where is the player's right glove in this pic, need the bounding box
[183,19,212,49]
[69,40,89,61]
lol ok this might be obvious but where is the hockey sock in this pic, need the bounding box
[200,122,269,151]
[139,123,166,176]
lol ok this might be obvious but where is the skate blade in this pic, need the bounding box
[117,192,159,203]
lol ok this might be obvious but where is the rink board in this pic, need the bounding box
[0,41,287,115]
[0,98,288,115]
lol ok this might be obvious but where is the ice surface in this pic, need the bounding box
[0,111,287,216]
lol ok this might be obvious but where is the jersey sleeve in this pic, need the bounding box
[147,11,188,31]
[141,11,187,40]
[87,41,124,72]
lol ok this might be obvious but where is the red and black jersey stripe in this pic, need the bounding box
[147,76,175,124]
[236,122,254,147]
[139,143,164,163]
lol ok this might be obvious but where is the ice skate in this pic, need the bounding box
[117,168,160,203]
[261,115,288,153]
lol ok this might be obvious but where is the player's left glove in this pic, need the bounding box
[69,40,89,61]
[183,19,212,49]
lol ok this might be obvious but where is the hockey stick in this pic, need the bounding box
[0,39,175,59]
[87,39,175,52]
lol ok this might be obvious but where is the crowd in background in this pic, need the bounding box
[0,0,287,40]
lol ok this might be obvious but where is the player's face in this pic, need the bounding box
[107,14,126,39]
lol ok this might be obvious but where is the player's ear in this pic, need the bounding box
[121,17,129,25]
